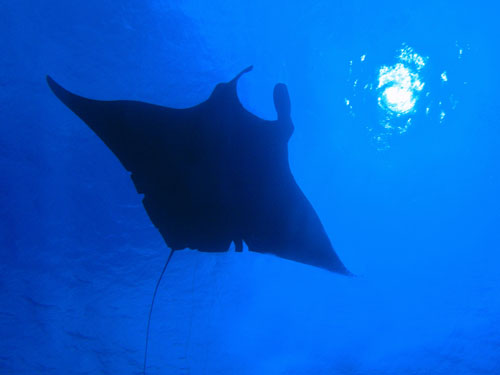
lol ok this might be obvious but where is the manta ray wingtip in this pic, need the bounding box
[46,75,65,98]
[46,75,55,88]
[326,260,354,277]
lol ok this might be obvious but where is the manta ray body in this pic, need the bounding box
[47,66,349,274]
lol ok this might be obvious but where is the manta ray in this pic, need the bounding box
[46,66,350,373]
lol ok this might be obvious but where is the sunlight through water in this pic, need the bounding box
[345,42,467,150]
[376,45,427,134]
[377,62,424,115]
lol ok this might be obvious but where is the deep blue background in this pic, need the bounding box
[1,1,499,374]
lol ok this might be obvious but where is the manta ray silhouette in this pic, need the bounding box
[46,66,351,372]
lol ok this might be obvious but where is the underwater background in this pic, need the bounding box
[1,1,499,374]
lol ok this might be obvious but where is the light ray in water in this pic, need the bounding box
[346,42,466,150]
[376,45,427,118]
[377,62,424,115]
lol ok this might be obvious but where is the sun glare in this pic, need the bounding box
[346,42,462,150]
[377,47,426,116]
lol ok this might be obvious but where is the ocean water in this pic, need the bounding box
[1,1,499,374]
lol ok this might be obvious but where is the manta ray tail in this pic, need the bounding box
[143,249,175,375]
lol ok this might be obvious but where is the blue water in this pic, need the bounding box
[1,1,499,374]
